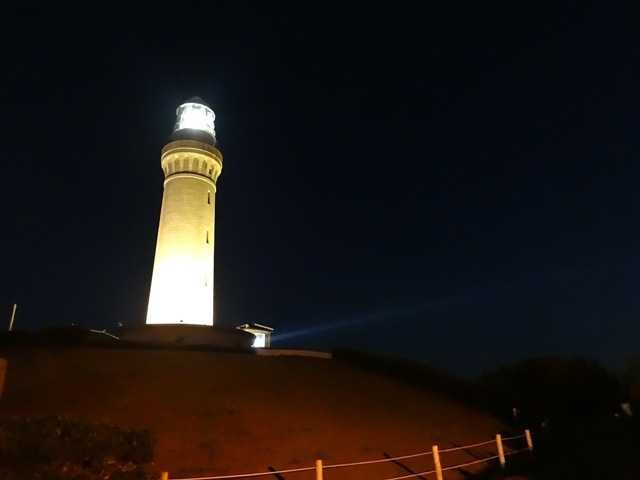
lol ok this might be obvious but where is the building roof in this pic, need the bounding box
[237,323,274,333]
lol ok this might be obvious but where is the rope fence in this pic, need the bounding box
[322,449,434,469]
[166,466,316,480]
[441,455,499,472]
[438,438,497,453]
[383,467,436,480]
[163,428,534,480]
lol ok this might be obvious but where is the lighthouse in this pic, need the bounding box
[146,98,223,326]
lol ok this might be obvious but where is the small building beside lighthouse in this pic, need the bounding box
[237,323,274,348]
[146,98,222,326]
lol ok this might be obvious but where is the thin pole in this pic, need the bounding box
[496,434,505,468]
[8,304,17,332]
[315,459,323,480]
[432,445,443,480]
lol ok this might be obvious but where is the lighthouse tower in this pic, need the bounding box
[146,98,223,326]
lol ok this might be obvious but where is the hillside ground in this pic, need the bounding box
[0,346,516,479]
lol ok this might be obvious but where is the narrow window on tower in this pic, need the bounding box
[207,191,211,205]
[206,230,209,244]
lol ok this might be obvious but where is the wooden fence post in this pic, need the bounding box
[315,459,323,480]
[161,472,168,480]
[432,445,443,480]
[525,429,533,451]
[496,434,505,468]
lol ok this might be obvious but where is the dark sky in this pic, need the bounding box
[1,4,639,374]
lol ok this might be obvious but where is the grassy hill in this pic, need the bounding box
[0,346,508,479]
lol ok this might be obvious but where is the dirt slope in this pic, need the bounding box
[0,347,504,479]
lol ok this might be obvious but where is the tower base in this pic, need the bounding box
[117,325,253,349]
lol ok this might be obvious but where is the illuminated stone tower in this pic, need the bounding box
[146,98,222,326]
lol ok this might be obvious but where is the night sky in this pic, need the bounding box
[2,4,639,375]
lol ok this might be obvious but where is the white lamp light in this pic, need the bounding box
[174,101,216,142]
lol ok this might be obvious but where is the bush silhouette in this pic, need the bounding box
[480,356,622,426]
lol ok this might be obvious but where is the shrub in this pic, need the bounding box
[0,416,154,479]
